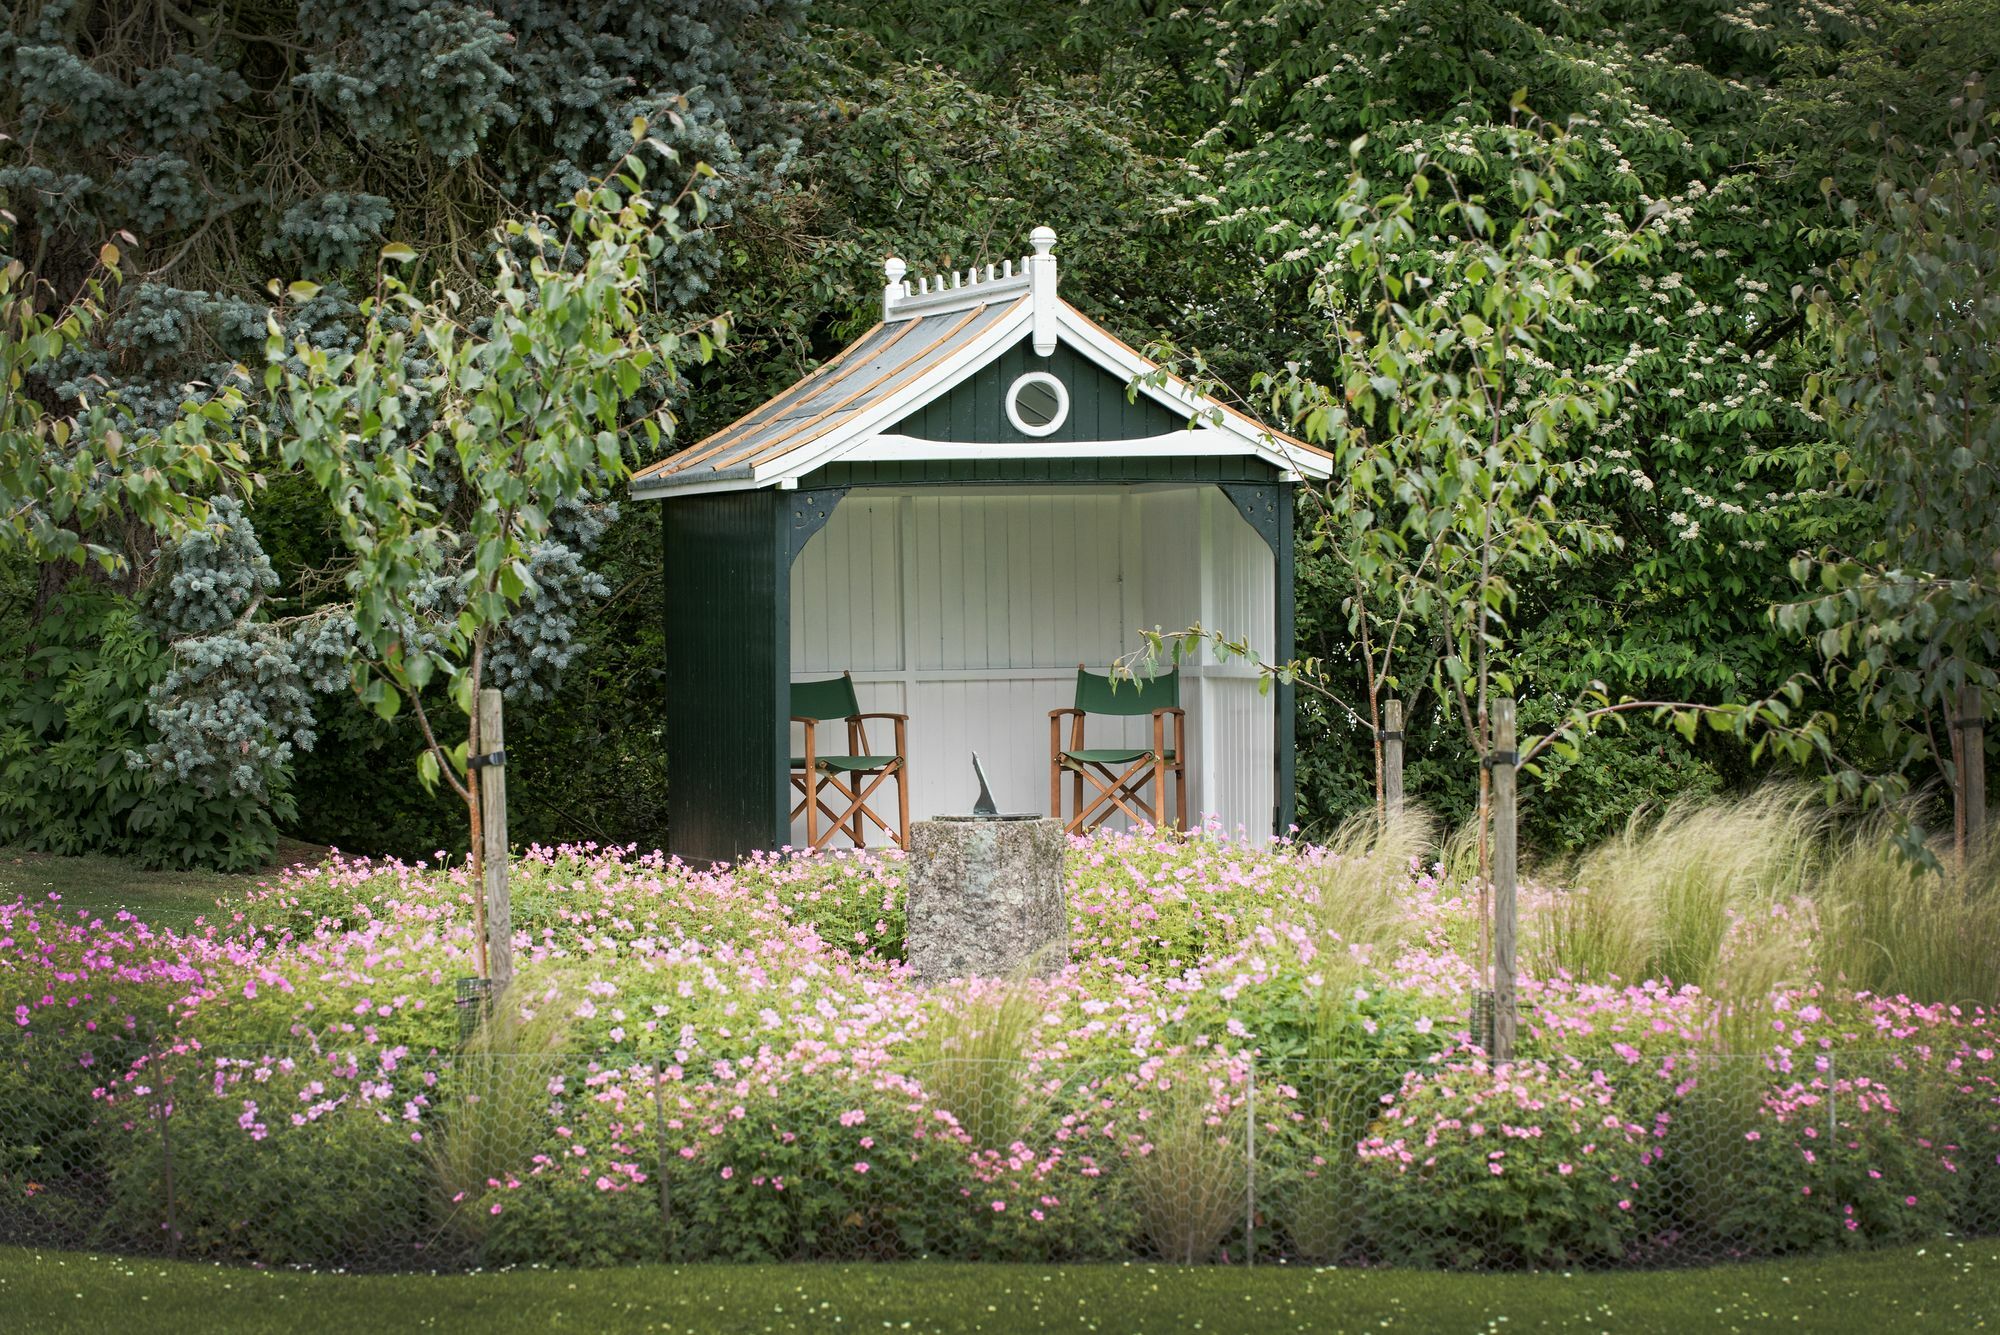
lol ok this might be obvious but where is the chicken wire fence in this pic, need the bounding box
[2,1034,1993,1272]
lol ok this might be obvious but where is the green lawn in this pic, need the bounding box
[0,841,324,933]
[0,1243,1994,1334]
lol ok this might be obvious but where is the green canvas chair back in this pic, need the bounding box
[1073,666,1178,716]
[792,673,861,722]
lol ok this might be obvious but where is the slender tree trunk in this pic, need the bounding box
[1491,698,1518,1061]
[467,643,488,978]
[1958,683,1987,859]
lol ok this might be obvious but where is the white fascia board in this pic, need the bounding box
[1052,305,1333,480]
[842,429,1258,464]
[749,302,1035,485]
[629,470,758,500]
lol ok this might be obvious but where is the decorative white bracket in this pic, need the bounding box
[1028,226,1058,356]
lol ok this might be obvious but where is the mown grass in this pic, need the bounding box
[0,1242,1994,1333]
[0,840,325,933]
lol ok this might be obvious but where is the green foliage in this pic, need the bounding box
[0,582,282,869]
[0,237,249,575]
[1521,719,1723,856]
[1787,91,2000,802]
[0,0,802,867]
[660,1078,972,1263]
[1361,1060,1657,1269]
[102,1052,430,1268]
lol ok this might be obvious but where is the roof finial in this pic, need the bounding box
[882,256,908,322]
[1027,227,1058,356]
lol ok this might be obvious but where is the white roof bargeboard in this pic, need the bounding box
[630,229,1332,498]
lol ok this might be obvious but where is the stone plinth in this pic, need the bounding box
[906,816,1067,980]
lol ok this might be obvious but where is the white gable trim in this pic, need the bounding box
[842,428,1260,464]
[633,290,1331,497]
[1052,305,1332,480]
[743,305,1331,488]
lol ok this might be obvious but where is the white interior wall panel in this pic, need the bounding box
[789,485,1275,847]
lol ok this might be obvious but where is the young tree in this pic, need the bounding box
[269,128,724,977]
[1143,118,1630,799]
[1790,89,2000,856]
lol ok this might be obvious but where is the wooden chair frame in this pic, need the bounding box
[1049,667,1187,835]
[789,674,910,851]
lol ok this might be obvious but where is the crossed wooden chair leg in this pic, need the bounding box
[1056,755,1187,835]
[791,763,908,851]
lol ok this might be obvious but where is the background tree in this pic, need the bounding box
[0,0,801,864]
[1788,89,2000,853]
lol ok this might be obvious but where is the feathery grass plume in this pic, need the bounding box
[1305,807,1434,954]
[1437,811,1483,888]
[906,975,1046,1150]
[1126,1061,1247,1264]
[1537,788,1822,987]
[1817,824,2000,1009]
[427,983,575,1242]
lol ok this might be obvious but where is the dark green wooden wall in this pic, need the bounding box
[661,489,787,866]
[892,336,1188,444]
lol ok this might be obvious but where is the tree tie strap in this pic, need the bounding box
[1377,729,1404,741]
[1482,750,1518,768]
[468,750,507,770]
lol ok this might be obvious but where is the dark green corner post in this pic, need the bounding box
[660,489,790,867]
[777,487,848,847]
[1218,480,1298,837]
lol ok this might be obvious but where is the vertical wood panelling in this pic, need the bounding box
[792,488,1153,842]
[789,495,904,675]
[786,483,1277,845]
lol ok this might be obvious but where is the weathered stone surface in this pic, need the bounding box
[906,817,1068,980]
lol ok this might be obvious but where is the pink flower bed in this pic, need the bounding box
[1,832,1994,1268]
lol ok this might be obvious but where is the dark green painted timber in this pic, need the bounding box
[803,455,1280,490]
[892,337,1188,444]
[661,490,789,866]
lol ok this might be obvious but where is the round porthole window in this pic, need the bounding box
[1005,370,1069,437]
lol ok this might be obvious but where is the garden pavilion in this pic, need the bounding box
[631,229,1332,865]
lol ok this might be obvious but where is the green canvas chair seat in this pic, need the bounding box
[1061,747,1178,766]
[1050,666,1187,834]
[789,672,909,850]
[792,754,901,772]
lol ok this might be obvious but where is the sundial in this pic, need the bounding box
[938,752,1040,821]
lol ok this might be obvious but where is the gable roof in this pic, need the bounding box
[631,231,1332,499]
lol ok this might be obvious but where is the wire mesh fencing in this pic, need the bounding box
[1,1033,1993,1271]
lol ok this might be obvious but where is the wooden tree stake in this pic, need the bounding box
[1382,698,1404,819]
[1491,697,1518,1061]
[478,687,513,993]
